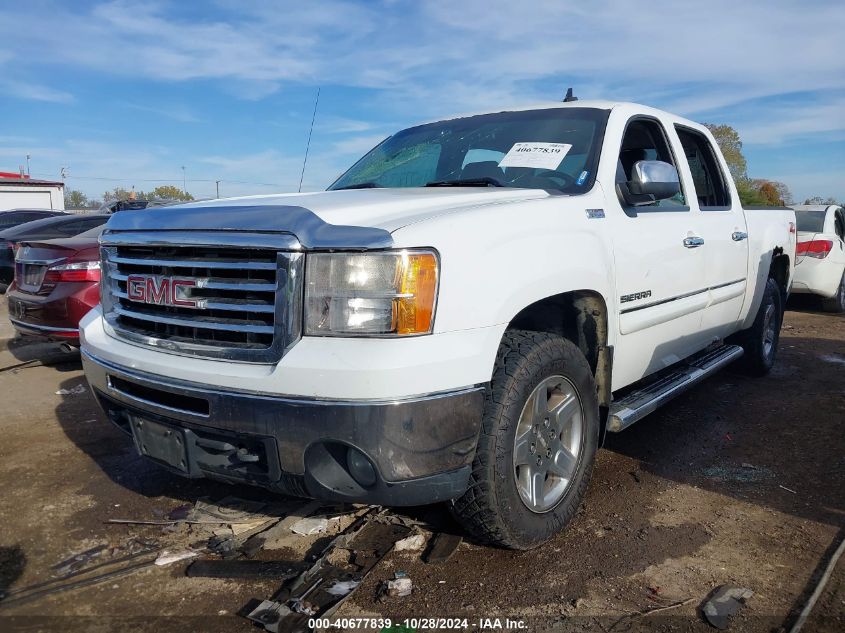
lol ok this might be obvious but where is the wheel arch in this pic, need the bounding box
[506,290,613,413]
[769,247,790,307]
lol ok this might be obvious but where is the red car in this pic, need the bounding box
[6,227,104,345]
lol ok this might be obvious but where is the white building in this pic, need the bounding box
[0,173,65,211]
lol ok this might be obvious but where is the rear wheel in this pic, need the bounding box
[821,272,845,313]
[451,330,599,549]
[738,277,783,376]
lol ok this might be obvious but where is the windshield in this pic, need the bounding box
[329,107,609,194]
[795,210,826,233]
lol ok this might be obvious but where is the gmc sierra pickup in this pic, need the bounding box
[81,100,796,548]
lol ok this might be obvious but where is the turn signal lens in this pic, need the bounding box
[396,252,438,335]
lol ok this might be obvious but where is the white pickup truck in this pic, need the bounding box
[81,100,796,549]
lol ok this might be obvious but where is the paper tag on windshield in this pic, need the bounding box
[498,142,572,170]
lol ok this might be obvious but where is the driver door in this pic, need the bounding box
[609,116,710,388]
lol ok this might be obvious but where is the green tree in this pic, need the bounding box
[705,124,797,207]
[803,196,840,206]
[705,123,748,182]
[148,185,193,202]
[64,189,89,208]
[102,187,140,203]
[752,179,793,206]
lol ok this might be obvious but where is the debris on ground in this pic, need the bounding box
[394,533,426,552]
[424,532,463,564]
[51,544,108,576]
[609,597,695,630]
[154,549,199,566]
[702,585,754,629]
[290,516,329,536]
[0,540,160,607]
[55,384,86,395]
[326,579,361,597]
[189,496,276,533]
[246,508,411,631]
[382,571,412,599]
[240,500,324,557]
[167,503,193,521]
[186,559,305,580]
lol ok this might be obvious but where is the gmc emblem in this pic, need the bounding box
[126,275,198,308]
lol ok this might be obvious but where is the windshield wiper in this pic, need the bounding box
[333,182,383,190]
[425,177,503,188]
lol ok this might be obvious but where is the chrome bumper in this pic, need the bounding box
[82,350,484,505]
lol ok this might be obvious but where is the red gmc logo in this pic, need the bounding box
[126,275,198,308]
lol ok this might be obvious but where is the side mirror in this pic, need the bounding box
[623,160,681,206]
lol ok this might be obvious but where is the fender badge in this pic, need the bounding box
[586,208,605,219]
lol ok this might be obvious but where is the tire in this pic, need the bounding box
[738,277,783,376]
[451,330,599,550]
[821,272,845,313]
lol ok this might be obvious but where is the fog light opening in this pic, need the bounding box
[346,447,377,487]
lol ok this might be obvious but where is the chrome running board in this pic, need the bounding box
[607,344,744,432]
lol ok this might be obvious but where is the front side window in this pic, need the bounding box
[330,108,609,194]
[616,118,686,210]
[675,127,731,209]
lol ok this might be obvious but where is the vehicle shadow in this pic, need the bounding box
[786,294,831,314]
[0,545,26,601]
[52,373,293,509]
[603,333,845,528]
[2,337,82,372]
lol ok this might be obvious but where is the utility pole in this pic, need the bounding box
[60,167,67,181]
[216,180,220,199]
[181,166,186,194]
[25,154,30,176]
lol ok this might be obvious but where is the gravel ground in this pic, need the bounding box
[0,296,842,632]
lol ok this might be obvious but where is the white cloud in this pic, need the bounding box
[121,102,200,123]
[2,0,843,118]
[332,134,387,156]
[2,80,74,103]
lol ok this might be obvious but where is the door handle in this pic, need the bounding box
[731,231,748,241]
[683,236,705,248]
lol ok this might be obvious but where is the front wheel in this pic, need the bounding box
[451,330,599,549]
[821,271,845,313]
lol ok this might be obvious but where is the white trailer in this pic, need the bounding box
[0,177,65,211]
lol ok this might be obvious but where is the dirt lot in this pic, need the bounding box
[0,297,843,632]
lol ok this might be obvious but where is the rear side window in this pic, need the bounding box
[795,211,826,233]
[0,211,49,227]
[675,127,731,209]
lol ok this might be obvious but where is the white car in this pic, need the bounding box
[792,205,845,312]
[81,100,796,549]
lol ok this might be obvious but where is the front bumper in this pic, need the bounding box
[82,350,484,505]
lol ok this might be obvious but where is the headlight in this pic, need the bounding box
[305,249,438,336]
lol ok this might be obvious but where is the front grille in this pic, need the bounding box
[101,237,303,363]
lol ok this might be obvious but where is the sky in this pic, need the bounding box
[0,0,843,203]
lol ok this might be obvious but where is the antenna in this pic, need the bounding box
[298,87,321,193]
[563,87,578,102]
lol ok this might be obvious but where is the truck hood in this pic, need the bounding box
[104,188,552,248]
